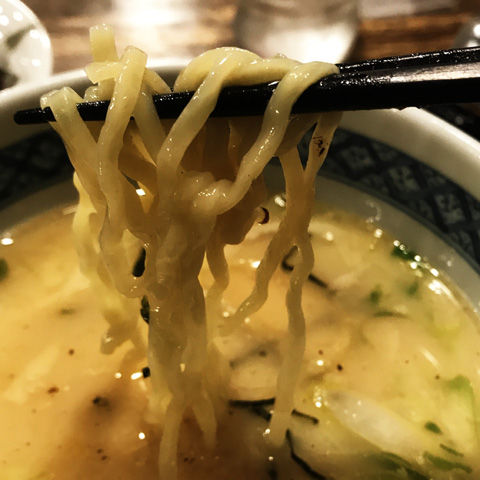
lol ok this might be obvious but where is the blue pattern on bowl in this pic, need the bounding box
[0,131,72,210]
[308,129,480,268]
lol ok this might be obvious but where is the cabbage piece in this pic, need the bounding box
[324,390,438,461]
[440,375,480,456]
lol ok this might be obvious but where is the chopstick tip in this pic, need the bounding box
[14,107,53,125]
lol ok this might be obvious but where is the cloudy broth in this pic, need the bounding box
[0,199,479,479]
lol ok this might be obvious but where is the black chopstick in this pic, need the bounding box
[336,46,480,72]
[14,47,480,125]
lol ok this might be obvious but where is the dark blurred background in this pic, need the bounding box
[21,0,480,72]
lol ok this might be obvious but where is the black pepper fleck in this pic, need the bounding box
[92,396,110,407]
[60,308,75,315]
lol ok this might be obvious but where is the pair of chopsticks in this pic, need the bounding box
[14,46,480,125]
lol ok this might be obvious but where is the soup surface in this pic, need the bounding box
[0,198,479,479]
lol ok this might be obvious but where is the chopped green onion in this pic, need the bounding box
[370,452,429,480]
[424,421,442,434]
[406,280,419,297]
[424,452,472,473]
[369,285,382,305]
[447,375,473,392]
[391,243,418,262]
[440,444,463,457]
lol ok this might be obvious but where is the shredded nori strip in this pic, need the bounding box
[292,410,319,425]
[229,398,275,407]
[230,399,318,426]
[229,398,274,422]
[140,296,150,324]
[286,430,329,480]
[230,400,330,478]
[282,247,328,289]
[132,248,146,277]
[252,405,272,422]
[259,207,270,224]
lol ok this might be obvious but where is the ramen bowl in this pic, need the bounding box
[1,66,480,478]
[2,67,480,303]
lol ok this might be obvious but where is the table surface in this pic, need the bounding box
[22,0,480,74]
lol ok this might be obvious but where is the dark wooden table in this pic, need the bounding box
[23,0,480,73]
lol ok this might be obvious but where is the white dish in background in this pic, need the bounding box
[0,0,52,86]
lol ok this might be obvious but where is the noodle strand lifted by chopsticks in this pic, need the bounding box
[41,24,341,478]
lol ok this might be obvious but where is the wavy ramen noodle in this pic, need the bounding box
[40,25,340,478]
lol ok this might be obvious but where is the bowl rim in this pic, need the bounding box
[342,109,480,202]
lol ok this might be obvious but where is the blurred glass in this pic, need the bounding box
[234,0,359,63]
[453,17,480,48]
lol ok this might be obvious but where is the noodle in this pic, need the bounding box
[41,24,341,478]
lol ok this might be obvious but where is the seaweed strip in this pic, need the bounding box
[281,247,328,290]
[140,296,150,324]
[292,409,319,425]
[229,398,275,407]
[231,400,328,478]
[132,248,146,277]
[286,430,330,480]
[230,399,319,427]
[229,398,274,422]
